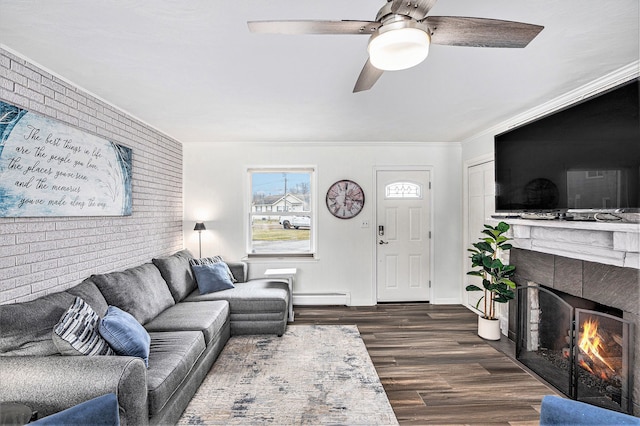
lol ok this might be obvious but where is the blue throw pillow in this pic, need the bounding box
[31,393,120,426]
[192,262,235,295]
[98,306,151,367]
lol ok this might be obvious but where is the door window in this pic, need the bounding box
[385,182,422,199]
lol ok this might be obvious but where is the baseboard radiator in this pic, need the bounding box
[293,293,351,306]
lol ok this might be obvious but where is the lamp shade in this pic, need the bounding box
[194,222,206,231]
[368,27,430,71]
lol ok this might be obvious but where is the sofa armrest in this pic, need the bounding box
[226,261,248,283]
[0,356,147,426]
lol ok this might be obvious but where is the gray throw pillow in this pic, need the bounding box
[52,297,115,356]
[91,263,175,325]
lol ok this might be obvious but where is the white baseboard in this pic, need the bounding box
[431,297,462,305]
[293,293,351,306]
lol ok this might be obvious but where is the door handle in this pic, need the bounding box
[378,240,389,245]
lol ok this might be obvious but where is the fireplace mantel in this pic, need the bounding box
[503,219,640,269]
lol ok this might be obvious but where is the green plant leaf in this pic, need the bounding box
[494,290,515,303]
[473,241,493,253]
[474,295,485,310]
[482,229,500,239]
[491,259,503,269]
[465,284,482,292]
[497,221,510,233]
[502,279,516,288]
[499,243,513,250]
[467,271,483,277]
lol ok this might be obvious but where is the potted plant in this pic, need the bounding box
[465,221,516,340]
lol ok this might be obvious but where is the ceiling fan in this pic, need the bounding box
[247,0,543,92]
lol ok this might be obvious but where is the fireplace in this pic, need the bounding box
[516,284,634,413]
[508,246,640,416]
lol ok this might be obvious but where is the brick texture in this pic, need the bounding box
[0,48,183,303]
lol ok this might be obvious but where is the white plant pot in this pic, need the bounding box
[477,316,501,341]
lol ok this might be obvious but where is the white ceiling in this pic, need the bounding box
[0,0,638,143]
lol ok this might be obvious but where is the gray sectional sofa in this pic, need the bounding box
[0,249,290,425]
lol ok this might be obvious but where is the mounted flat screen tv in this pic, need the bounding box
[495,78,640,213]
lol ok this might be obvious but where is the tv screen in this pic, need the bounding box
[495,78,640,213]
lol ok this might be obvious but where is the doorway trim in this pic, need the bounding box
[372,165,434,304]
[462,153,494,309]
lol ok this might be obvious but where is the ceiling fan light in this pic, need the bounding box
[368,27,430,71]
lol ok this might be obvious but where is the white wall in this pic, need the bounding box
[184,142,462,306]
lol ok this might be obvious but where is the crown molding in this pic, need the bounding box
[463,61,640,143]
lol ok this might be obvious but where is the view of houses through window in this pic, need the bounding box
[249,169,314,255]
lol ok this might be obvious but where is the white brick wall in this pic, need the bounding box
[0,47,183,303]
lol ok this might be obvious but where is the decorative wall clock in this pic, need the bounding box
[326,179,365,219]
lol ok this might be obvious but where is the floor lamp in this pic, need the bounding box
[194,222,206,258]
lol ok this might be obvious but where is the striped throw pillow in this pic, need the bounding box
[53,297,115,356]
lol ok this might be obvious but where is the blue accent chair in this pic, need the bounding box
[540,395,640,425]
[31,393,120,426]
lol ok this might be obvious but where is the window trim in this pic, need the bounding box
[246,166,317,258]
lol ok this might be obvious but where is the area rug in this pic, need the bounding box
[177,324,398,425]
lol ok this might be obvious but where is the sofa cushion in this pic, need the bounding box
[53,297,115,356]
[192,262,235,294]
[91,263,175,325]
[0,291,76,356]
[67,279,109,317]
[99,306,151,367]
[152,249,197,303]
[144,301,229,346]
[146,331,206,416]
[184,279,288,314]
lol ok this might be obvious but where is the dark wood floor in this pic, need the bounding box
[294,303,558,425]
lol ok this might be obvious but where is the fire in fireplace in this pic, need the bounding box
[578,316,620,379]
[516,284,634,414]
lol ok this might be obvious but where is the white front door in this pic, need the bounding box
[376,170,431,302]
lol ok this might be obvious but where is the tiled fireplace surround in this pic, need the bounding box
[503,219,640,416]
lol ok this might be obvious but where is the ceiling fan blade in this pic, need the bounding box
[390,0,438,21]
[353,60,384,93]
[247,20,380,35]
[425,16,544,48]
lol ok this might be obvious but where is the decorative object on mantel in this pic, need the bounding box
[326,179,364,219]
[0,100,132,217]
[193,222,206,257]
[466,221,516,340]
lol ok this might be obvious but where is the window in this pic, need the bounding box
[248,168,315,256]
[586,170,605,179]
[385,181,422,199]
